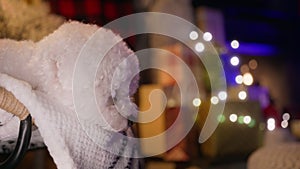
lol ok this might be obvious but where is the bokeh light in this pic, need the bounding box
[281,120,288,128]
[229,114,238,122]
[235,75,243,84]
[238,91,247,100]
[218,91,227,101]
[195,42,205,52]
[267,118,276,131]
[192,98,201,107]
[217,114,226,123]
[189,31,198,40]
[211,96,219,105]
[243,115,252,124]
[282,113,290,121]
[230,56,240,66]
[203,32,213,41]
[248,119,256,128]
[243,73,254,86]
[167,98,176,108]
[231,40,239,49]
[240,64,250,74]
[249,59,258,70]
[238,116,244,124]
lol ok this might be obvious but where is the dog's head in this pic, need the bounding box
[0,21,139,132]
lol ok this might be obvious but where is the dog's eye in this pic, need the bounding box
[107,96,115,106]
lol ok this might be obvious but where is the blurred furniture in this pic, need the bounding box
[138,84,167,157]
[198,101,264,160]
[138,84,198,161]
[248,143,300,169]
[291,119,300,139]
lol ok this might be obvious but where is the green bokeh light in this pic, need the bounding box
[248,119,256,128]
[217,114,226,123]
[238,116,244,124]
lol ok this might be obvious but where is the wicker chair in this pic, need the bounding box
[0,87,32,169]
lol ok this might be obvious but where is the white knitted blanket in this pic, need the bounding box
[0,22,139,169]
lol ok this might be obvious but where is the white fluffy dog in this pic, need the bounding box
[0,21,139,169]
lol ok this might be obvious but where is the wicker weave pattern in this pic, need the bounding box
[0,87,29,120]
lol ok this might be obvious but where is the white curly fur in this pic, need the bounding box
[0,21,140,168]
[0,21,139,131]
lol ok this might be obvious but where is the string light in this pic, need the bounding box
[267,118,276,131]
[192,98,201,107]
[211,96,219,105]
[203,32,213,41]
[235,75,243,84]
[240,64,250,74]
[217,114,226,123]
[281,120,288,128]
[249,59,258,70]
[189,31,198,40]
[218,91,227,101]
[231,40,239,49]
[238,91,247,100]
[243,115,252,124]
[229,114,238,122]
[230,56,240,66]
[195,42,205,52]
[243,73,253,86]
[282,113,290,121]
[248,119,256,128]
[238,116,244,124]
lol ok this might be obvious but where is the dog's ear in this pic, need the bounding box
[0,39,40,88]
[35,21,99,108]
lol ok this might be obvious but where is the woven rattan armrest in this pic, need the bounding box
[0,87,32,169]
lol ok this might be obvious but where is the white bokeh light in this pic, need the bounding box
[243,73,254,86]
[267,118,275,125]
[282,113,290,121]
[203,32,213,41]
[229,114,238,122]
[192,98,201,107]
[243,115,251,124]
[210,96,219,105]
[267,118,276,131]
[195,42,205,52]
[218,91,227,101]
[231,40,239,49]
[281,120,288,128]
[267,123,276,131]
[238,91,247,100]
[230,56,240,66]
[235,75,243,84]
[189,31,198,40]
